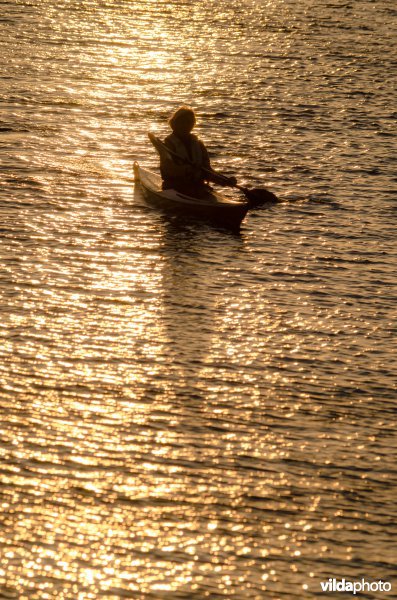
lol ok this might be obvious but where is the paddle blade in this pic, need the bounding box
[244,187,279,207]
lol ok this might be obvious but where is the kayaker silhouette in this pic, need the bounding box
[159,106,237,195]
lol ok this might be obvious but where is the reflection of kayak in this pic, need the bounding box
[134,162,250,231]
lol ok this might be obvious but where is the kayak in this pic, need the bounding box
[134,162,250,231]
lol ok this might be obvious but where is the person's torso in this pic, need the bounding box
[165,133,203,166]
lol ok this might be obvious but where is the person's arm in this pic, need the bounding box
[161,155,190,178]
[200,143,237,187]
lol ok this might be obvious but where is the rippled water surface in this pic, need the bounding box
[1,0,396,598]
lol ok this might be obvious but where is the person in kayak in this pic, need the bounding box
[160,106,237,194]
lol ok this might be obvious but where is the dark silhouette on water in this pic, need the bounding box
[159,106,237,195]
[151,106,279,206]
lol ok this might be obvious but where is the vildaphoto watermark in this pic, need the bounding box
[320,578,392,594]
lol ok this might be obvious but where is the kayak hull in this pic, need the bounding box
[134,163,249,231]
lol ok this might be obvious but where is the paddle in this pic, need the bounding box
[148,132,279,206]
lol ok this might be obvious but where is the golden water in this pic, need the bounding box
[0,1,396,598]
